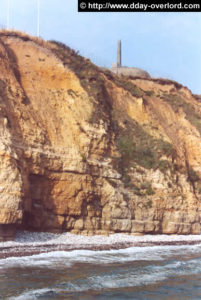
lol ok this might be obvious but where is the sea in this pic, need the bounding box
[0,231,201,300]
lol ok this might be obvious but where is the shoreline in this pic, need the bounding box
[0,231,201,259]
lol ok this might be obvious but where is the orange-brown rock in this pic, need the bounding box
[0,31,200,240]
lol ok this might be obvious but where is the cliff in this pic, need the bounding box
[0,31,201,241]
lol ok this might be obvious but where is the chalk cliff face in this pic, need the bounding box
[0,31,201,240]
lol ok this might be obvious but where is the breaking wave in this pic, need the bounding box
[1,231,201,299]
[1,243,201,269]
[6,254,201,299]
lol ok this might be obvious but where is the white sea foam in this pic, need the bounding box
[1,231,201,249]
[7,257,201,297]
[8,288,60,300]
[81,258,201,290]
[0,243,201,270]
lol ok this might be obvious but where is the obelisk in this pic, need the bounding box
[117,40,122,67]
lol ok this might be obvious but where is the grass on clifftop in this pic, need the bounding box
[49,40,113,124]
[103,68,144,98]
[49,40,146,123]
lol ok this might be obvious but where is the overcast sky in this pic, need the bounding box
[0,0,200,94]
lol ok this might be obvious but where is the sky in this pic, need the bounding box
[0,0,201,94]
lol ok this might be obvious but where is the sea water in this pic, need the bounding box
[0,232,201,299]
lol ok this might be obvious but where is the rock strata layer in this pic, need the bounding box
[0,31,200,240]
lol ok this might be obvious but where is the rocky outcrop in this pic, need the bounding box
[0,31,200,240]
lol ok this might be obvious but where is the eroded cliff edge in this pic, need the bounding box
[0,31,201,240]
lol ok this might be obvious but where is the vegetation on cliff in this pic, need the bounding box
[0,31,200,240]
